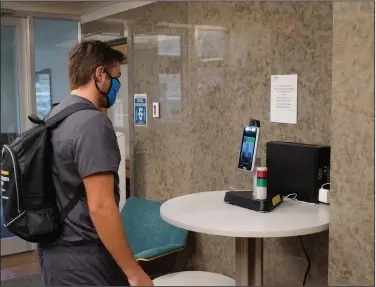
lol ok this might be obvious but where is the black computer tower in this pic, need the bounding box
[266,141,330,203]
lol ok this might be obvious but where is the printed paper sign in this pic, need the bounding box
[270,74,298,124]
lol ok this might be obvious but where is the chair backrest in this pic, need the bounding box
[120,196,188,255]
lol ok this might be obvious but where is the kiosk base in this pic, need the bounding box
[224,190,283,212]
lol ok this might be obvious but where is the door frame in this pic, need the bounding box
[106,39,130,202]
[1,16,34,256]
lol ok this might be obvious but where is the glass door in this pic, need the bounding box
[1,17,34,256]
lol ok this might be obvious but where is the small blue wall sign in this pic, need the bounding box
[134,93,147,127]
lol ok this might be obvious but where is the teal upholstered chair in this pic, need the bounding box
[120,197,189,277]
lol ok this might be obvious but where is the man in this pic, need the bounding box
[37,40,153,286]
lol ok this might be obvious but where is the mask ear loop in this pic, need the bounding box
[94,73,113,108]
[94,68,113,94]
[94,75,106,95]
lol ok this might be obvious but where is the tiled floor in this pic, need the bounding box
[1,251,40,281]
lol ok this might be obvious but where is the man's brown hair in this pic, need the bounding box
[68,40,125,89]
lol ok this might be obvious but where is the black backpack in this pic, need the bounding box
[1,103,96,243]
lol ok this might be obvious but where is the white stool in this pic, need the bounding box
[153,271,235,286]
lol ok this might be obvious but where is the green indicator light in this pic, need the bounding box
[257,178,267,187]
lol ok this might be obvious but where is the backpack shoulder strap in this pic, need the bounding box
[46,103,96,219]
[46,103,97,129]
[60,184,85,222]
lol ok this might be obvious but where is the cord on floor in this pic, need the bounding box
[298,236,310,286]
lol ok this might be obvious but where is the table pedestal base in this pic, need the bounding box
[153,271,235,286]
[235,238,263,286]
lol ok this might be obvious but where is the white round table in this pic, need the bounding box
[160,191,329,286]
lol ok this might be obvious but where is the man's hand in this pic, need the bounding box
[128,268,154,286]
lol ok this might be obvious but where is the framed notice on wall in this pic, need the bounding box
[35,68,52,119]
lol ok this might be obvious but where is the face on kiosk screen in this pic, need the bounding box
[237,125,259,172]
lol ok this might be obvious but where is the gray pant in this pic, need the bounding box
[37,243,129,286]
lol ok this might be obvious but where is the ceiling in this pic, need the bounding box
[1,1,155,22]
[1,1,155,47]
[1,2,117,16]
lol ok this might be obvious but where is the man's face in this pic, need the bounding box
[95,62,121,108]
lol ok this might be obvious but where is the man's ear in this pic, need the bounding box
[94,66,105,81]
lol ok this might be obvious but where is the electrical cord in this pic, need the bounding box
[320,183,330,189]
[283,193,319,285]
[283,193,315,205]
[299,236,310,286]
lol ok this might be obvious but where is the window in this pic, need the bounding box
[33,18,78,118]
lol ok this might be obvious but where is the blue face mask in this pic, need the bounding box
[94,71,121,108]
[106,77,121,107]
